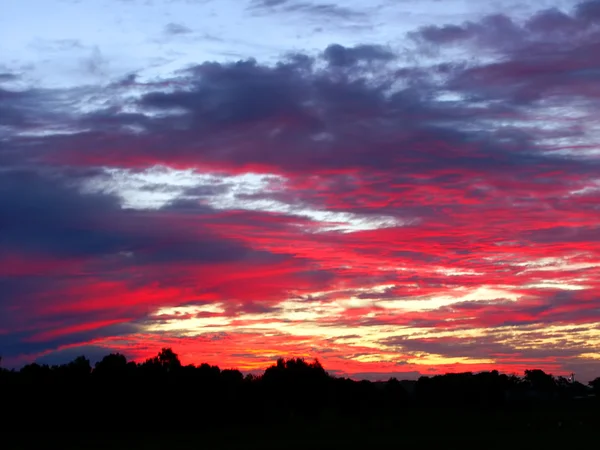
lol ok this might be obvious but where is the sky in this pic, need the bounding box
[1,0,600,382]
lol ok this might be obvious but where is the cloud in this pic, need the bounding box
[39,52,598,184]
[575,0,600,22]
[164,22,193,35]
[0,169,126,258]
[0,73,19,82]
[322,44,396,67]
[83,46,109,77]
[0,168,315,359]
[377,319,600,381]
[250,0,367,19]
[411,14,523,48]
[411,3,600,104]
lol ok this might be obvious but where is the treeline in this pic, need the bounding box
[0,348,598,430]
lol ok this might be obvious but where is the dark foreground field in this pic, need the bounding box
[3,353,600,449]
[8,429,600,450]
[6,406,600,450]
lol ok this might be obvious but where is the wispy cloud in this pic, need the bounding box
[164,22,193,35]
[249,0,368,19]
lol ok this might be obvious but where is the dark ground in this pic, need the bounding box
[6,406,600,450]
[7,428,600,450]
[3,354,599,449]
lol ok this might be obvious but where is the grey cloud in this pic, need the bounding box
[0,169,128,258]
[381,334,595,361]
[412,24,473,45]
[346,371,422,381]
[576,0,600,22]
[164,22,193,35]
[526,8,579,35]
[250,0,367,19]
[140,59,315,130]
[0,73,19,82]
[411,13,523,48]
[83,46,109,77]
[407,2,600,107]
[323,44,396,67]
[227,302,282,316]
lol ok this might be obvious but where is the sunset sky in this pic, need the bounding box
[2,0,600,381]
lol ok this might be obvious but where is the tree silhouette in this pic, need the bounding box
[0,347,598,434]
[94,353,128,375]
[524,369,556,393]
[68,355,92,377]
[589,376,600,395]
[157,347,182,371]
